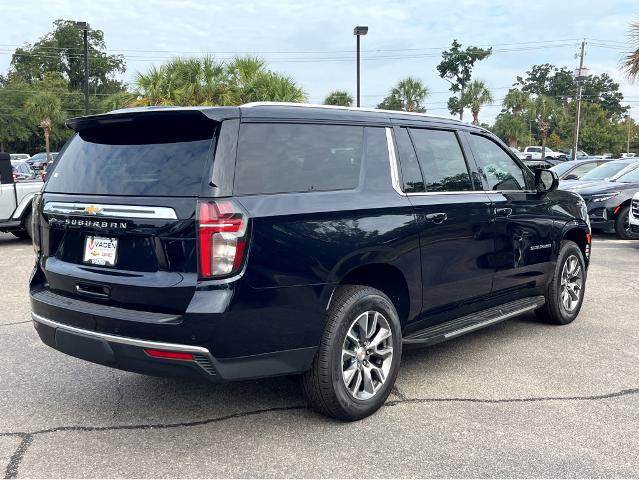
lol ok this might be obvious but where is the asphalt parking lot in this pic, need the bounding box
[0,232,638,478]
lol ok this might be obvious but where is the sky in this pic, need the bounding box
[2,0,639,123]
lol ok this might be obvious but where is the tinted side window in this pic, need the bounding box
[234,123,363,195]
[409,128,473,192]
[469,134,526,191]
[395,127,424,193]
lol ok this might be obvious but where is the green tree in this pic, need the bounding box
[9,19,126,94]
[25,92,64,163]
[323,90,353,106]
[377,77,429,112]
[134,56,304,106]
[462,80,493,125]
[531,95,561,158]
[436,40,492,120]
[556,102,630,155]
[622,21,639,81]
[492,112,528,147]
[502,88,531,114]
[516,64,626,116]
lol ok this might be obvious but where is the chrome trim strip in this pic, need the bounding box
[32,312,211,355]
[443,302,543,340]
[385,127,405,196]
[43,202,178,220]
[406,191,490,196]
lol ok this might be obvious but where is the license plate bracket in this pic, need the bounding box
[83,236,118,266]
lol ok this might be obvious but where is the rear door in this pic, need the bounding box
[393,125,494,321]
[35,111,221,315]
[465,132,555,296]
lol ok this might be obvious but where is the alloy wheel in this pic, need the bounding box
[560,254,583,313]
[341,311,394,400]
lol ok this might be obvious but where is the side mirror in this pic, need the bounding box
[535,168,559,194]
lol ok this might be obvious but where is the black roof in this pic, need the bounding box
[66,102,484,133]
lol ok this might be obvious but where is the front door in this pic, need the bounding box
[465,132,555,297]
[393,126,494,322]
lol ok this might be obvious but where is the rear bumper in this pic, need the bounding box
[32,312,316,382]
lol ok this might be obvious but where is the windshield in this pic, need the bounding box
[580,162,630,181]
[615,166,639,183]
[550,162,574,176]
[45,113,217,197]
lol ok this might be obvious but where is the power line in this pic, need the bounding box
[0,38,585,55]
[0,43,580,64]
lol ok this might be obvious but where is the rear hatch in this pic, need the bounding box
[34,110,218,315]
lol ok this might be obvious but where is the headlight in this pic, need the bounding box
[591,192,620,202]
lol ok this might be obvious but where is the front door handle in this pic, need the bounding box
[495,207,512,217]
[425,212,448,224]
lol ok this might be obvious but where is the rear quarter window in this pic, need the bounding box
[234,123,363,195]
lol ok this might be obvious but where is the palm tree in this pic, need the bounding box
[531,95,560,158]
[324,90,353,106]
[133,56,304,106]
[391,77,430,112]
[492,112,527,147]
[622,21,639,80]
[462,80,493,125]
[24,92,62,163]
[502,88,531,114]
[240,70,305,103]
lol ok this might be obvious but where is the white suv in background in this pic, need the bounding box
[523,146,566,160]
[630,192,639,236]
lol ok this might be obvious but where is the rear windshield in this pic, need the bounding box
[45,113,216,197]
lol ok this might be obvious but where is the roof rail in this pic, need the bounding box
[241,102,458,122]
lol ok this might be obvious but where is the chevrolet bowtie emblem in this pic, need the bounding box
[84,205,102,215]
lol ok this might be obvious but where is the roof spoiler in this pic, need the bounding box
[65,107,239,132]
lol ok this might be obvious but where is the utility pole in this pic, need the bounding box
[83,27,89,115]
[572,40,587,161]
[74,21,90,115]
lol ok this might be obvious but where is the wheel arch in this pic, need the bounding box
[11,191,37,222]
[561,223,590,266]
[332,262,412,327]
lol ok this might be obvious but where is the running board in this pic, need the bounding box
[403,296,545,346]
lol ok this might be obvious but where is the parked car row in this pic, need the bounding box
[555,158,639,239]
[8,152,58,170]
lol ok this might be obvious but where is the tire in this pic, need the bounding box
[301,285,402,421]
[535,240,586,325]
[614,206,639,240]
[11,210,33,240]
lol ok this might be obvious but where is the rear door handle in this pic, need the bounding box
[425,212,448,224]
[495,207,512,217]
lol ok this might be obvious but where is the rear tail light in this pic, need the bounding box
[197,200,249,279]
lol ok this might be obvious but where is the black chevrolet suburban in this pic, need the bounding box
[30,103,591,420]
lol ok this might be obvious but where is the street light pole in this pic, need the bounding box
[74,21,90,115]
[353,26,368,108]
